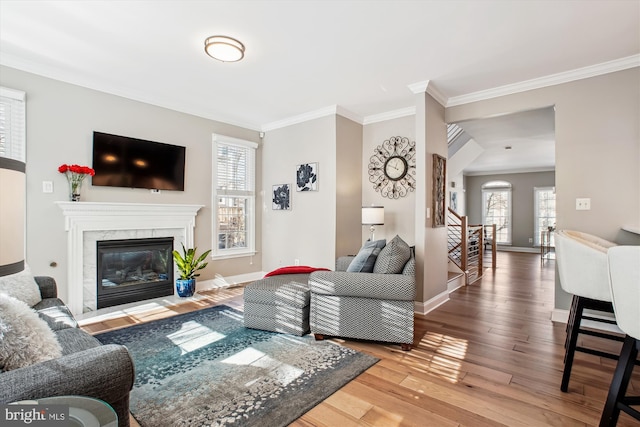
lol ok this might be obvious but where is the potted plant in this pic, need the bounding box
[172,244,211,297]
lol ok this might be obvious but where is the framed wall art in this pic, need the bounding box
[272,184,291,210]
[432,154,446,227]
[450,191,458,213]
[296,162,318,192]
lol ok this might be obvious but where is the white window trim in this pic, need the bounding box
[482,181,512,245]
[212,133,258,259]
[534,186,556,247]
[0,87,26,163]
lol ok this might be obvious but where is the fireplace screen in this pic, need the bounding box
[97,237,174,309]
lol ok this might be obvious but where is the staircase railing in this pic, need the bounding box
[483,223,497,268]
[447,208,467,272]
[466,225,483,284]
[447,208,492,285]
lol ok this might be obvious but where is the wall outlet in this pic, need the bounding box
[151,189,161,194]
[576,198,591,210]
[294,259,300,266]
[528,237,533,243]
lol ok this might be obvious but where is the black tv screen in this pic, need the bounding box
[92,132,186,191]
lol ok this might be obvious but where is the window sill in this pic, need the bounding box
[211,251,257,261]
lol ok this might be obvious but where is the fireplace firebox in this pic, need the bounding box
[97,237,174,309]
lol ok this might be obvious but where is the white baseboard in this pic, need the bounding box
[498,246,540,254]
[414,289,450,315]
[197,271,265,291]
[551,308,569,324]
[551,308,623,334]
[447,276,465,293]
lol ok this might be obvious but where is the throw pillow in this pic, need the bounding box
[402,246,416,276]
[373,235,411,274]
[347,239,387,273]
[0,293,62,371]
[0,265,42,307]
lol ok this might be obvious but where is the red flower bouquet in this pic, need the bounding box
[58,164,95,201]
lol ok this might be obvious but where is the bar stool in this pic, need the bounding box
[599,246,640,426]
[555,230,621,392]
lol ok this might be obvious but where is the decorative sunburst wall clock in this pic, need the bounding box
[368,136,416,199]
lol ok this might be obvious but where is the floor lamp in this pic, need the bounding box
[362,206,384,241]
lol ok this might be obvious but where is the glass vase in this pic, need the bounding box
[69,179,83,202]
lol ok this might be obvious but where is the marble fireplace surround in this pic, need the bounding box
[56,202,203,315]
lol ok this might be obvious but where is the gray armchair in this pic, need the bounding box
[0,277,134,427]
[309,251,415,350]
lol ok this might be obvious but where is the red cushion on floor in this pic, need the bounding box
[264,266,330,277]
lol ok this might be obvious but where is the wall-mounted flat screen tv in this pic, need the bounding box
[92,132,186,191]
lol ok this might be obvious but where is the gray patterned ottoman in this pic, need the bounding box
[243,274,311,336]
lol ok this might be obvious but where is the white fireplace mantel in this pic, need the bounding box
[56,202,203,315]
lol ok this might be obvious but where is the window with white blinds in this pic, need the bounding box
[212,134,257,258]
[534,187,556,247]
[0,87,26,163]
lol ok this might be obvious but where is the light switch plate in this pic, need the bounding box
[42,181,53,193]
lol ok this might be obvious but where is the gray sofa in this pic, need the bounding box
[0,276,134,427]
[309,250,415,350]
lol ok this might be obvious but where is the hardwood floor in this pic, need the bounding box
[82,252,639,426]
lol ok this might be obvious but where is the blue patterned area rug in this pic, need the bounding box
[95,305,378,426]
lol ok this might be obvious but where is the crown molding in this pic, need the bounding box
[426,83,448,107]
[408,80,430,94]
[447,54,640,107]
[0,54,263,132]
[335,105,364,124]
[463,166,556,177]
[407,79,447,106]
[261,105,363,132]
[363,107,416,125]
[261,105,338,132]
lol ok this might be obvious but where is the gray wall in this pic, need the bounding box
[415,91,448,304]
[447,67,640,310]
[1,65,262,299]
[261,114,364,271]
[261,115,338,270]
[336,115,364,258]
[466,171,556,248]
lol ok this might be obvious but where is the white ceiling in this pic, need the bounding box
[456,107,556,175]
[1,0,638,173]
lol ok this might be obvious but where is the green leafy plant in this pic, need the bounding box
[172,244,211,280]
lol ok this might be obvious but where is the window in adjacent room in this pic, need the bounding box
[0,87,26,162]
[482,180,512,245]
[212,134,257,259]
[534,186,556,246]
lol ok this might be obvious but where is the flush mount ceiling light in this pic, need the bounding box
[204,35,245,62]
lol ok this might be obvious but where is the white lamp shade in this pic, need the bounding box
[362,206,384,225]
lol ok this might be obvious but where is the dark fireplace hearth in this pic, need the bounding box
[97,237,174,309]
